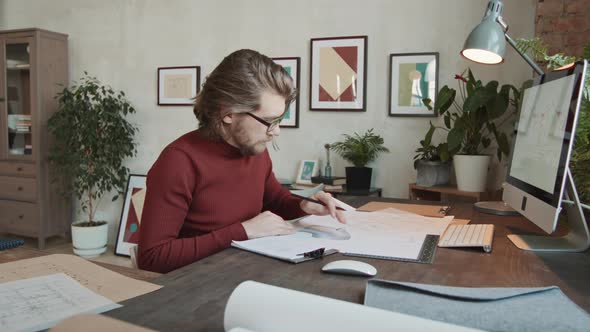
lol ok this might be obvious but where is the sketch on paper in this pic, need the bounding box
[0,273,120,332]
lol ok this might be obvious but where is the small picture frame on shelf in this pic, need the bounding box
[309,35,368,112]
[115,174,147,257]
[296,160,320,185]
[157,66,201,106]
[389,52,439,117]
[272,57,301,128]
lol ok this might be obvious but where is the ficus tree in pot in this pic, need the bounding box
[331,129,389,190]
[48,73,137,254]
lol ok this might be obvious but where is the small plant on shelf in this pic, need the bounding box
[331,128,389,189]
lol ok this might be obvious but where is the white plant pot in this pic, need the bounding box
[71,222,108,257]
[453,155,491,192]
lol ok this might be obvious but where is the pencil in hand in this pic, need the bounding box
[291,193,346,211]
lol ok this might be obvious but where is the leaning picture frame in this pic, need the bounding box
[310,35,368,112]
[115,174,147,257]
[389,52,439,117]
[157,66,201,106]
[272,57,301,128]
[296,160,320,185]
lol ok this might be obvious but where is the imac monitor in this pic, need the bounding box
[503,60,589,251]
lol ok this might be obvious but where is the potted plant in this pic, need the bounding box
[48,73,138,257]
[424,69,519,192]
[413,123,452,187]
[331,129,389,189]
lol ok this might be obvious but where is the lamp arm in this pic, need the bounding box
[504,33,545,75]
[496,15,544,75]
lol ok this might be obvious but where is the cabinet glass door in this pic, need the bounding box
[4,40,33,159]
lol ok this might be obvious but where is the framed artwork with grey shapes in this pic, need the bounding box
[389,52,438,117]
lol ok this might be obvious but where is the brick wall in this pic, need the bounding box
[535,0,590,57]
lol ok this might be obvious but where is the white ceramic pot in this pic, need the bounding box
[71,222,108,257]
[453,155,491,192]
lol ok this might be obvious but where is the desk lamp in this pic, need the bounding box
[460,0,543,215]
[461,0,543,75]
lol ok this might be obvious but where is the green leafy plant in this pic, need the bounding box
[413,123,450,169]
[331,129,390,167]
[424,69,520,161]
[514,37,578,71]
[516,38,590,202]
[48,73,138,226]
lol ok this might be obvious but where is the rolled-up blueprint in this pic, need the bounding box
[224,281,481,332]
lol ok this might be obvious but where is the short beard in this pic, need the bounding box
[231,123,269,156]
[238,142,265,156]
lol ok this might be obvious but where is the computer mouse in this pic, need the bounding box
[298,226,351,240]
[321,260,377,277]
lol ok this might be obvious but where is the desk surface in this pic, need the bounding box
[107,197,590,331]
[0,247,161,282]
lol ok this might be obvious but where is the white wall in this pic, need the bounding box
[0,0,536,244]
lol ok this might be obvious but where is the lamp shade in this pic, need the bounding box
[461,0,506,64]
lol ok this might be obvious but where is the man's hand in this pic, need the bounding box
[300,191,346,223]
[242,211,297,239]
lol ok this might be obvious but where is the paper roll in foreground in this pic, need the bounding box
[224,281,481,332]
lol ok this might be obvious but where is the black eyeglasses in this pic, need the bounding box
[245,112,283,134]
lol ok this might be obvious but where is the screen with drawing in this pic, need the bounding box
[503,60,588,251]
[509,71,576,195]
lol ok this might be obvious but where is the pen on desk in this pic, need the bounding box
[291,193,346,211]
[296,247,326,258]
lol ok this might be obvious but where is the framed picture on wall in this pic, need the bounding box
[115,174,147,257]
[309,36,368,112]
[157,66,201,106]
[272,57,300,128]
[295,160,320,185]
[389,52,439,117]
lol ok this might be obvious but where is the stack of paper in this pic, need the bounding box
[232,209,453,262]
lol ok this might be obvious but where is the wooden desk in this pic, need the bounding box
[0,247,160,282]
[107,197,590,331]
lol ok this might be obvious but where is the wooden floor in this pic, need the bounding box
[0,234,133,268]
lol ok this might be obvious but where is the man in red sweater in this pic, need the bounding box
[138,49,345,273]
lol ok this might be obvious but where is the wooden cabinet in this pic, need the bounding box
[0,28,70,248]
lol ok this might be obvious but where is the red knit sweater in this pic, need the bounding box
[138,130,305,273]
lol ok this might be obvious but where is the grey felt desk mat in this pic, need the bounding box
[364,279,590,332]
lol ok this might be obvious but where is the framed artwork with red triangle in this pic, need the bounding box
[115,174,146,257]
[310,36,367,112]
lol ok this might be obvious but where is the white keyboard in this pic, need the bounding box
[438,224,495,253]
